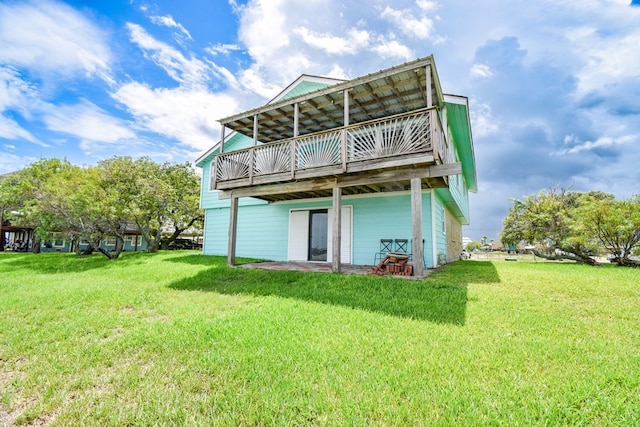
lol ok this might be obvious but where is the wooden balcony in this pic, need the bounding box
[213,107,461,201]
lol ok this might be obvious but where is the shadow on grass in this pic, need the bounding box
[0,250,156,274]
[167,256,501,325]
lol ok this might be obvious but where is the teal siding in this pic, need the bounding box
[203,203,290,260]
[350,193,433,267]
[202,191,438,268]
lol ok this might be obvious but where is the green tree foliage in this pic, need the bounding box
[4,157,203,259]
[1,158,80,253]
[579,194,640,266]
[501,189,640,266]
[465,241,482,252]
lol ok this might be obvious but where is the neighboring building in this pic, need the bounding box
[39,229,147,253]
[196,56,477,275]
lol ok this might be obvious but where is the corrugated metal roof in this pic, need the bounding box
[220,55,444,143]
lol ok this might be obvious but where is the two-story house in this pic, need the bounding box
[196,55,476,276]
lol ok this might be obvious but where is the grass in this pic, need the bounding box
[1,251,639,426]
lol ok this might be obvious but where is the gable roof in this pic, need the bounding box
[269,74,345,103]
[195,74,339,168]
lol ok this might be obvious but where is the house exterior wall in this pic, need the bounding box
[39,235,148,252]
[445,207,463,262]
[200,189,437,268]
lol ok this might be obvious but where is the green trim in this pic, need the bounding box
[445,101,477,192]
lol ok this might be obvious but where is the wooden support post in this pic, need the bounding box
[292,103,299,179]
[227,195,238,267]
[252,114,258,145]
[411,178,424,277]
[220,124,226,153]
[425,64,432,108]
[342,89,349,171]
[332,186,341,273]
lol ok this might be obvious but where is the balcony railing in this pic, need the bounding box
[212,107,451,189]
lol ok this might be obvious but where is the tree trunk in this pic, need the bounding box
[531,249,598,265]
[31,234,41,254]
[147,239,160,253]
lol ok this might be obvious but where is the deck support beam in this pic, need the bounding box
[227,195,238,267]
[411,178,424,277]
[332,186,342,273]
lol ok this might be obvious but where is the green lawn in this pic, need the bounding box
[1,251,639,426]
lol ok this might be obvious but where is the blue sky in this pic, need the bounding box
[1,0,639,241]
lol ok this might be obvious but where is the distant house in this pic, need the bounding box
[0,218,34,252]
[39,228,147,253]
[196,55,477,275]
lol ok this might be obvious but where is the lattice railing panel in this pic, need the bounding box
[347,112,431,161]
[254,142,291,175]
[215,151,250,180]
[295,130,342,169]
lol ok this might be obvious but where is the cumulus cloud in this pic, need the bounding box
[380,4,444,42]
[371,37,414,60]
[293,27,370,55]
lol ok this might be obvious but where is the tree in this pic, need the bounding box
[465,241,482,252]
[579,194,640,267]
[5,156,203,259]
[157,161,203,250]
[97,157,203,253]
[1,158,80,253]
[500,188,601,265]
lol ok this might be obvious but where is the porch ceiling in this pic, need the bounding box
[220,56,444,143]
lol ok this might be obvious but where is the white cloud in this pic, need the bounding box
[470,64,493,78]
[0,66,45,146]
[380,5,443,42]
[558,134,636,155]
[207,43,242,56]
[416,0,439,12]
[371,38,414,60]
[573,30,640,96]
[126,22,213,88]
[293,27,370,55]
[470,102,499,138]
[0,0,112,82]
[0,115,41,145]
[235,0,290,63]
[112,81,240,151]
[42,100,136,144]
[150,14,193,40]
